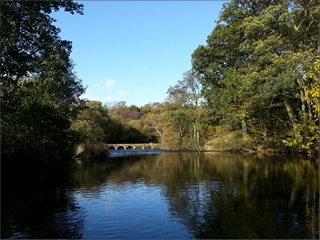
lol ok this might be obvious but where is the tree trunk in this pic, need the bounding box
[300,90,306,115]
[284,100,297,129]
[242,120,247,135]
[301,89,313,119]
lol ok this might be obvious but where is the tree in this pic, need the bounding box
[108,102,142,120]
[160,109,196,149]
[71,101,111,144]
[104,102,155,143]
[191,0,319,150]
[141,107,165,143]
[1,0,85,170]
[1,0,84,111]
[166,70,202,109]
[140,102,163,116]
[165,70,206,148]
[303,56,320,118]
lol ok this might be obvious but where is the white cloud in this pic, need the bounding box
[80,90,101,101]
[103,78,116,89]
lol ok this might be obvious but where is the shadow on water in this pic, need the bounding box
[2,152,319,239]
[165,153,319,239]
[102,152,319,239]
[1,157,135,239]
[1,166,84,239]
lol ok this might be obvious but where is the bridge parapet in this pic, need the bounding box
[107,143,161,150]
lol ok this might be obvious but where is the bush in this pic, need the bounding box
[204,130,256,152]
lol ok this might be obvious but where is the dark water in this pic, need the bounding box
[2,152,319,239]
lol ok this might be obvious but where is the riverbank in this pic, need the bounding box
[202,130,319,155]
[74,133,319,161]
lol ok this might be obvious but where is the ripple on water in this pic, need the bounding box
[73,180,192,239]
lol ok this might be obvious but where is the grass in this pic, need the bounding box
[204,130,256,152]
[74,143,109,159]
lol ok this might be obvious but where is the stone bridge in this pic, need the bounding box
[107,143,161,150]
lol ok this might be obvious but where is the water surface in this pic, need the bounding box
[2,152,319,239]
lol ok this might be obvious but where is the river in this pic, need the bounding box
[2,152,319,239]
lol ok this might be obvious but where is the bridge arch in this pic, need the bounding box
[107,143,161,151]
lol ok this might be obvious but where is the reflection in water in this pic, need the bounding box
[160,153,319,239]
[2,152,319,239]
[2,178,85,239]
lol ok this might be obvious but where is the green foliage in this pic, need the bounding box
[282,118,319,151]
[160,109,194,149]
[71,101,153,153]
[71,101,111,144]
[303,57,320,117]
[2,103,74,163]
[108,102,142,120]
[141,109,164,143]
[1,1,85,170]
[74,143,109,160]
[3,0,318,160]
[161,70,212,150]
[191,0,319,152]
[106,102,154,143]
[166,70,202,108]
[204,131,256,152]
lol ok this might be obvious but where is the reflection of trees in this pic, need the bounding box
[2,157,145,238]
[166,153,319,239]
[102,153,318,239]
[10,153,314,238]
[70,159,124,188]
[2,177,85,239]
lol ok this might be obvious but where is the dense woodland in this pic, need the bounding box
[1,0,319,172]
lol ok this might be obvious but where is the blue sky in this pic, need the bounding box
[51,1,226,107]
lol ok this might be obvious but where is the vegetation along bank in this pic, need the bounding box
[1,0,319,174]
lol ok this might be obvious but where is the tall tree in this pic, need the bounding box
[1,0,84,111]
[163,71,209,149]
[71,101,111,144]
[191,0,319,150]
[1,0,85,169]
[166,70,202,109]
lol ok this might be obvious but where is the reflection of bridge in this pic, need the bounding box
[107,143,161,150]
